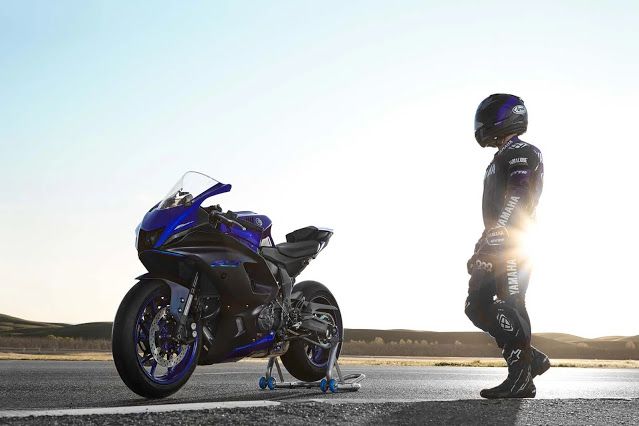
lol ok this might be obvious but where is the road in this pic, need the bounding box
[0,361,637,424]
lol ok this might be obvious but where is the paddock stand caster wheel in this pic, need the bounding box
[260,355,365,393]
[267,376,276,390]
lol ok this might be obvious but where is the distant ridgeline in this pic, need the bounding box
[343,329,639,360]
[0,314,112,340]
[1,314,637,359]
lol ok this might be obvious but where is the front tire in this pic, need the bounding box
[281,280,343,382]
[112,280,201,398]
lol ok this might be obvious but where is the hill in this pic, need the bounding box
[0,313,66,333]
[0,314,111,340]
[535,333,586,343]
[1,314,637,360]
[343,329,639,360]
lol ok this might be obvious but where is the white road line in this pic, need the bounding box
[307,398,460,404]
[0,401,281,418]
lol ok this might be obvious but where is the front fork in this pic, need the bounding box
[166,272,199,343]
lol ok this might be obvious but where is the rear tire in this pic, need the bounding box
[281,280,343,382]
[112,280,201,398]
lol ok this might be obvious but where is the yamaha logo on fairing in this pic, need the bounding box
[255,217,263,227]
[512,105,526,115]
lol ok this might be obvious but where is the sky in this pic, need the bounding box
[1,1,638,338]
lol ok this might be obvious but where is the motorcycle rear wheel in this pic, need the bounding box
[112,280,201,398]
[281,280,343,382]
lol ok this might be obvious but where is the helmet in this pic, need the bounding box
[474,94,528,147]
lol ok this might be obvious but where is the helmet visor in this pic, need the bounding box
[475,98,512,129]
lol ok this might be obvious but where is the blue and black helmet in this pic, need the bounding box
[474,94,528,147]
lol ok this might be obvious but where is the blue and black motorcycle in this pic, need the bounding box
[112,171,343,398]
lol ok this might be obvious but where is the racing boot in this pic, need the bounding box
[480,347,536,399]
[531,345,550,378]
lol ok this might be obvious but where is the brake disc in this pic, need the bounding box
[148,307,188,368]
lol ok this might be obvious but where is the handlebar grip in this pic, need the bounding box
[210,212,234,227]
[236,218,263,232]
[211,211,263,233]
[226,210,263,232]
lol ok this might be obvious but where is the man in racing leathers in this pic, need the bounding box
[465,93,550,399]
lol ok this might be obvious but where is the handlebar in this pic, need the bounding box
[210,210,263,232]
[211,211,246,231]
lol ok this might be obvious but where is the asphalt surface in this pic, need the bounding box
[0,361,638,424]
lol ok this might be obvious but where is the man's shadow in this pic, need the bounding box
[369,398,525,425]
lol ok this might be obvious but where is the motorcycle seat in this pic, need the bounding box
[260,227,331,278]
[261,242,319,278]
[275,240,321,258]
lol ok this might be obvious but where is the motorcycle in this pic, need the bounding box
[112,171,343,398]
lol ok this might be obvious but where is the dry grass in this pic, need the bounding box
[338,356,507,367]
[0,352,112,361]
[0,336,111,351]
[1,352,637,368]
[337,356,639,369]
[549,359,639,369]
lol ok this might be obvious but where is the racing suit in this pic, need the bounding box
[465,136,543,354]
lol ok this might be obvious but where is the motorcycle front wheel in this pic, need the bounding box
[112,280,201,398]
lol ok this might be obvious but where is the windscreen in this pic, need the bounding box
[157,171,220,210]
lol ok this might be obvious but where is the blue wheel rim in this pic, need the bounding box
[134,290,200,385]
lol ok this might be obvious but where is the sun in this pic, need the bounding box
[518,222,542,261]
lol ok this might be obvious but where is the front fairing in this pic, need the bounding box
[137,173,231,250]
[140,203,200,248]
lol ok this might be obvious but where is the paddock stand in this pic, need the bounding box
[258,342,365,393]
